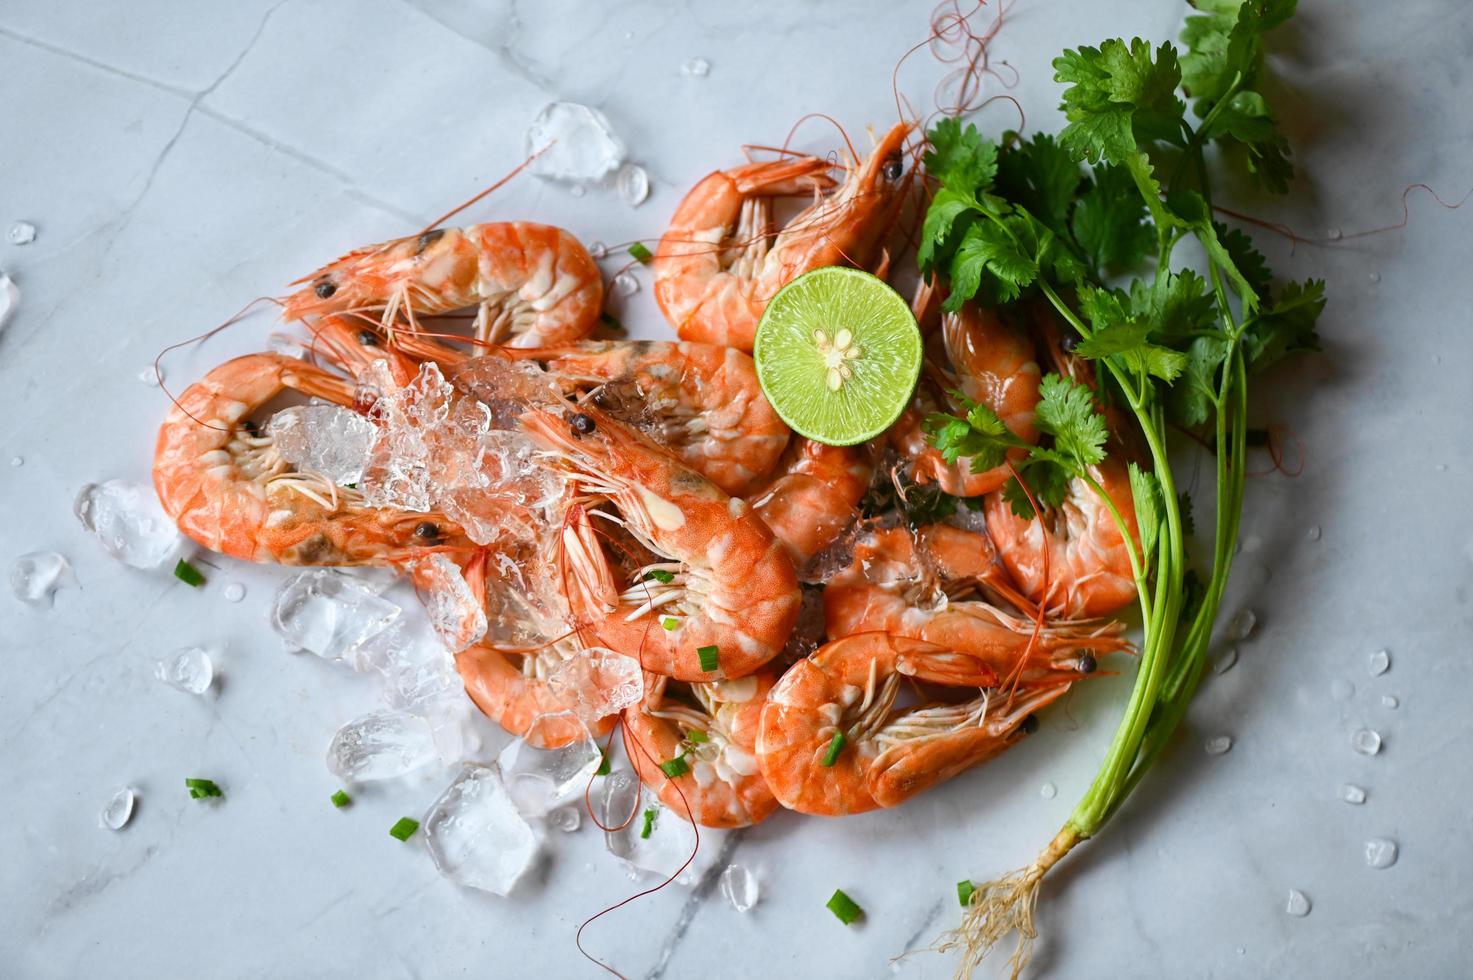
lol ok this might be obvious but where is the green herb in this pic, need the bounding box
[658,754,690,779]
[643,569,676,584]
[697,645,720,672]
[920,2,1323,967]
[629,242,654,264]
[640,806,657,839]
[599,311,623,331]
[820,730,847,767]
[330,789,351,808]
[685,729,709,744]
[660,616,679,631]
[826,888,863,925]
[957,879,976,907]
[595,749,611,776]
[173,559,206,587]
[388,817,419,841]
[186,777,223,799]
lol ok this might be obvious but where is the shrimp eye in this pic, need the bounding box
[570,412,596,435]
[413,521,440,540]
[1060,332,1079,353]
[1077,653,1098,675]
[314,279,337,299]
[415,229,446,254]
[881,155,904,181]
[1021,714,1040,734]
[240,419,259,435]
[357,330,379,346]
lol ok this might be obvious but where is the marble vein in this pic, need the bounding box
[641,829,746,980]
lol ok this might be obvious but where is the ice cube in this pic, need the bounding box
[550,805,582,833]
[496,713,602,816]
[547,648,643,722]
[272,569,400,661]
[1363,838,1398,869]
[9,551,73,606]
[1351,728,1382,756]
[480,530,574,647]
[326,709,438,782]
[267,405,376,486]
[605,786,724,884]
[358,619,461,708]
[73,480,183,569]
[422,763,539,896]
[0,269,17,331]
[617,163,649,207]
[138,366,164,387]
[1368,649,1391,676]
[223,583,245,602]
[610,271,639,297]
[7,221,36,245]
[407,554,487,652]
[155,645,214,695]
[99,787,135,831]
[681,57,711,77]
[524,102,626,184]
[720,864,759,911]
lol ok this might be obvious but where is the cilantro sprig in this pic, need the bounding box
[923,2,1325,968]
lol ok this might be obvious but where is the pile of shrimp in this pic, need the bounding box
[151,119,1139,833]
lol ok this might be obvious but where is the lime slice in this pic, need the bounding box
[754,267,921,446]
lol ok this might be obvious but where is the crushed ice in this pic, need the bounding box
[74,480,183,569]
[525,102,626,185]
[326,709,438,782]
[267,405,375,486]
[155,645,214,695]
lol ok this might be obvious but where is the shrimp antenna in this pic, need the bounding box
[415,142,553,235]
[151,295,282,431]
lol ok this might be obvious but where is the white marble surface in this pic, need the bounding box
[3,1,1472,977]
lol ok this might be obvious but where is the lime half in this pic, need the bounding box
[754,267,921,446]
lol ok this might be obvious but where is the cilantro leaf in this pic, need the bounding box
[924,118,999,195]
[1128,462,1163,569]
[1034,373,1108,469]
[944,220,1038,308]
[1001,461,1071,520]
[1131,269,1217,338]
[1242,278,1324,371]
[918,187,981,274]
[1167,335,1229,427]
[1074,287,1189,382]
[922,394,1026,474]
[994,133,1082,235]
[1214,222,1271,298]
[1070,163,1155,273]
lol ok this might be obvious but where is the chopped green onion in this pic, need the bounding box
[820,730,847,767]
[173,559,206,587]
[629,242,654,264]
[599,311,622,331]
[185,777,222,799]
[345,482,358,490]
[957,879,976,907]
[685,729,709,744]
[388,817,420,841]
[595,749,611,776]
[697,645,720,672]
[643,569,675,584]
[330,789,352,808]
[661,616,679,631]
[658,753,690,779]
[640,806,657,839]
[826,888,863,925]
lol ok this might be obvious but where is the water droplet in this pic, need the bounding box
[1339,783,1366,805]
[589,241,607,259]
[1241,534,1262,553]
[1351,728,1382,756]
[10,552,73,606]
[610,271,639,297]
[1368,271,1381,283]
[1039,781,1057,799]
[720,864,759,911]
[1227,608,1257,641]
[1285,888,1311,916]
[1380,695,1398,709]
[138,366,164,387]
[549,805,582,833]
[1307,524,1321,541]
[99,787,135,830]
[681,56,711,77]
[8,221,37,245]
[616,163,649,207]
[1330,678,1354,702]
[1363,838,1398,869]
[1326,227,1343,240]
[1205,735,1233,755]
[1368,649,1390,676]
[1212,647,1238,674]
[10,456,21,467]
[1435,463,1447,472]
[155,646,214,695]
[569,184,586,198]
[223,583,245,603]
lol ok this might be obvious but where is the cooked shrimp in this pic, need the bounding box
[890,295,1041,496]
[520,403,801,681]
[653,122,914,350]
[757,633,1070,816]
[623,671,778,828]
[456,639,617,749]
[153,354,471,564]
[283,223,604,348]
[823,524,1126,685]
[522,340,791,497]
[748,437,872,568]
[984,458,1140,618]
